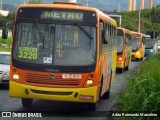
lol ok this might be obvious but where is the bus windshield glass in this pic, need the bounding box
[13,8,97,67]
[117,29,124,54]
[117,36,123,53]
[132,38,140,51]
[145,38,153,49]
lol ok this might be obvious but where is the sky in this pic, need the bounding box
[2,0,160,11]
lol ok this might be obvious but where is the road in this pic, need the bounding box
[0,60,144,120]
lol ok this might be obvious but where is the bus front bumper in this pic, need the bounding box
[145,49,153,56]
[132,53,141,59]
[116,61,124,69]
[9,81,97,103]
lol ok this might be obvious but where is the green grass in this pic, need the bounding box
[0,37,12,52]
[0,46,11,52]
[0,37,12,45]
[115,53,160,120]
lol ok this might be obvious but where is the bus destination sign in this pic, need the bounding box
[41,11,83,21]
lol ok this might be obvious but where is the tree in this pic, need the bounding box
[28,0,43,4]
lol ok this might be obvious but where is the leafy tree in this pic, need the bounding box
[28,0,43,4]
[117,6,160,37]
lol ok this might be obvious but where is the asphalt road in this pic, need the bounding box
[0,59,144,120]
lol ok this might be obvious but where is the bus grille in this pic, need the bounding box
[26,73,81,86]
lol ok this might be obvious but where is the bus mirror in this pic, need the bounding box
[142,39,145,44]
[2,25,8,39]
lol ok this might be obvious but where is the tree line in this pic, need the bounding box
[118,5,160,36]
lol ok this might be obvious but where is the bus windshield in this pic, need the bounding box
[145,38,153,49]
[132,38,140,51]
[117,36,123,53]
[13,22,96,66]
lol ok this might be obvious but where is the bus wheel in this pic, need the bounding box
[136,58,140,61]
[22,98,33,107]
[87,103,96,111]
[119,68,123,73]
[141,57,143,61]
[125,63,129,71]
[101,70,112,99]
[101,90,110,99]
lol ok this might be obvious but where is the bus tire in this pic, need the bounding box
[101,90,110,99]
[125,62,129,71]
[22,98,33,107]
[141,57,143,61]
[87,103,96,111]
[136,58,140,61]
[119,68,123,73]
[101,70,112,99]
[125,58,130,71]
[99,76,103,99]
[125,65,129,71]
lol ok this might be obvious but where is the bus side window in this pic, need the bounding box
[113,26,117,50]
[100,22,103,54]
[101,21,108,44]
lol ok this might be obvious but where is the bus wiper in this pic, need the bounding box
[35,20,45,49]
[74,23,93,40]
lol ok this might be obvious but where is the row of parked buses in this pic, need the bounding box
[2,2,146,111]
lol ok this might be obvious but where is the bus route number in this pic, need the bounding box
[18,51,37,59]
[18,47,38,60]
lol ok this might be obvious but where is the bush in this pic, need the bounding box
[0,37,12,45]
[116,53,160,120]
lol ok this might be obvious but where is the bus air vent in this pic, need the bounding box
[53,2,78,5]
[26,73,81,86]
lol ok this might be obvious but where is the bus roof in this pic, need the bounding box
[117,27,132,35]
[132,31,145,37]
[17,2,117,26]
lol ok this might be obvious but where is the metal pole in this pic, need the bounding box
[108,15,122,27]
[118,3,120,12]
[86,0,88,7]
[138,10,141,32]
[0,0,2,10]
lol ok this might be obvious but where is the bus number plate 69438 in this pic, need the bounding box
[62,74,82,79]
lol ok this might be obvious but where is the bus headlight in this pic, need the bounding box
[136,51,140,55]
[13,74,20,80]
[151,49,153,52]
[119,57,122,61]
[86,80,93,86]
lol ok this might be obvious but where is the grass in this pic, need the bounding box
[0,46,11,52]
[115,53,160,120]
[0,37,12,45]
[0,37,12,52]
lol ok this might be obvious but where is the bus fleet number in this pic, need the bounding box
[62,74,82,79]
